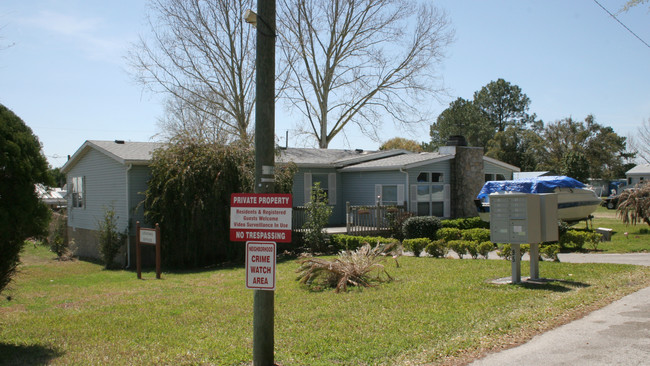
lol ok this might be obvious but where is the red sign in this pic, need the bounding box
[230,193,292,242]
[246,241,276,290]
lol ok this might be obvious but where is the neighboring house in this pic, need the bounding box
[62,138,520,262]
[279,142,520,225]
[35,184,67,209]
[626,164,650,186]
[61,140,165,266]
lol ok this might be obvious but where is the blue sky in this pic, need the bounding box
[1,0,648,168]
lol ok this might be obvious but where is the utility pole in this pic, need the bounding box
[253,1,276,365]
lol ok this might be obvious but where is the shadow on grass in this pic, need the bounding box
[0,343,63,366]
[519,278,591,292]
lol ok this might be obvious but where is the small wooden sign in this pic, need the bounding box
[136,222,161,280]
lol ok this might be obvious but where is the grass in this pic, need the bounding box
[569,206,650,253]
[2,244,650,365]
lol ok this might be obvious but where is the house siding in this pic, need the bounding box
[484,161,514,180]
[67,149,128,231]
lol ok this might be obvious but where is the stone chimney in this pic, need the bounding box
[447,136,484,218]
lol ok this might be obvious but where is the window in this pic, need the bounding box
[485,173,507,182]
[381,185,398,205]
[417,172,444,183]
[303,172,336,205]
[71,176,84,208]
[411,174,449,217]
[375,184,405,206]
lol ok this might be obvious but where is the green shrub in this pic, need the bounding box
[540,244,560,262]
[330,235,396,252]
[560,230,601,251]
[447,240,470,259]
[403,238,430,257]
[496,244,529,260]
[303,182,333,253]
[441,216,489,230]
[465,241,480,259]
[402,216,441,240]
[386,211,413,241]
[47,212,74,260]
[461,228,491,243]
[97,206,127,269]
[425,239,448,258]
[477,241,494,259]
[436,227,462,242]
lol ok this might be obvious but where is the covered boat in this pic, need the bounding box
[475,176,602,223]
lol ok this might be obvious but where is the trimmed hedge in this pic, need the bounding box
[441,216,489,230]
[560,230,602,251]
[403,238,430,257]
[461,228,490,243]
[402,216,442,240]
[436,227,462,242]
[425,239,448,258]
[330,234,398,252]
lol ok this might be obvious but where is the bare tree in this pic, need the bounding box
[278,0,454,148]
[628,118,650,164]
[128,0,256,145]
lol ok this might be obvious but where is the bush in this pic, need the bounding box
[540,244,560,262]
[497,244,529,260]
[477,241,494,259]
[461,228,491,243]
[436,227,462,242]
[47,212,74,260]
[465,241,480,259]
[386,211,413,241]
[560,230,601,251]
[303,182,333,253]
[402,216,441,240]
[441,216,489,230]
[425,239,448,258]
[447,240,470,259]
[97,206,127,269]
[403,238,430,257]
[329,235,397,252]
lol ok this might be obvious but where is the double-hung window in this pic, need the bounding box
[71,176,85,208]
[411,172,449,217]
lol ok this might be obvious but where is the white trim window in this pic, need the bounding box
[485,173,507,181]
[411,171,449,217]
[303,172,336,205]
[71,176,85,208]
[375,184,405,206]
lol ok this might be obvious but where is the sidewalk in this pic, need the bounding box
[470,253,650,365]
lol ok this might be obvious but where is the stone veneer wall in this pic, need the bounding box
[450,146,484,218]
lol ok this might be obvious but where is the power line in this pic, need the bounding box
[592,0,650,50]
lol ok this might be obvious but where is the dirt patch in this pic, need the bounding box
[593,211,617,219]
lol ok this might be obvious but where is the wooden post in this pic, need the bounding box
[136,221,142,279]
[155,223,161,279]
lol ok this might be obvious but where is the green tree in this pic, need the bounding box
[379,137,423,152]
[428,98,493,149]
[486,124,543,171]
[473,78,532,132]
[0,104,52,294]
[48,167,66,188]
[560,150,590,183]
[143,138,296,268]
[540,115,631,180]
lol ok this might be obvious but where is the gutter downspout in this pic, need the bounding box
[400,167,409,212]
[126,164,133,268]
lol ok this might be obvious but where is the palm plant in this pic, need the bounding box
[617,182,650,226]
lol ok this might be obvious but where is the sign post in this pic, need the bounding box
[136,221,161,280]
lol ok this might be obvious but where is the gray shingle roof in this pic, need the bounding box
[626,164,650,175]
[62,140,166,173]
[339,152,453,171]
[277,147,406,168]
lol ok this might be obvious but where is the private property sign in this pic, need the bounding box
[246,241,276,290]
[230,193,292,242]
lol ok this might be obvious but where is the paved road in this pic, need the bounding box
[470,253,650,366]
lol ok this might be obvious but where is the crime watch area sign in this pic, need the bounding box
[246,241,276,290]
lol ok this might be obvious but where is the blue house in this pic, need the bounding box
[278,143,519,225]
[62,139,519,262]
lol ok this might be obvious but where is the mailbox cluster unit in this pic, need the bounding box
[489,193,559,244]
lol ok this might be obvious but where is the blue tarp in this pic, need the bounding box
[477,176,586,200]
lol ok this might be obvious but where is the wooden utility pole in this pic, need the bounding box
[253,1,276,365]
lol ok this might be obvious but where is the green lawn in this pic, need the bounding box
[570,206,650,253]
[2,244,649,365]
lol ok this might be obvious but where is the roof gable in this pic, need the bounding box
[61,140,165,173]
[626,164,650,175]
